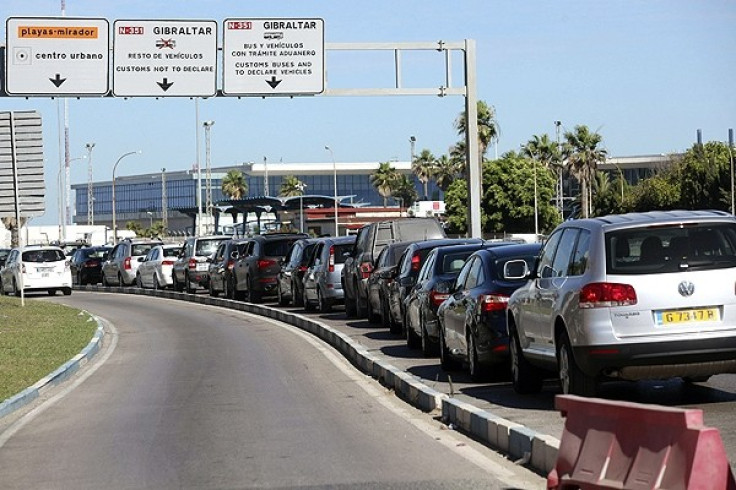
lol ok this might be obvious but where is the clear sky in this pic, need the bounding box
[2,0,735,225]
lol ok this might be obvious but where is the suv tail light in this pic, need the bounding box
[226,259,235,271]
[411,252,421,271]
[430,290,449,306]
[579,282,637,308]
[479,293,509,312]
[359,261,373,279]
[162,260,174,266]
[258,259,276,270]
[328,245,335,272]
[188,258,197,271]
[298,265,308,272]
[124,257,132,270]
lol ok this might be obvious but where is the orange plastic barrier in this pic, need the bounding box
[548,395,736,490]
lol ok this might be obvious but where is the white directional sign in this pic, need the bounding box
[223,18,324,96]
[113,19,217,97]
[5,17,110,96]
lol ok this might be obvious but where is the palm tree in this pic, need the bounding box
[392,174,419,209]
[221,170,248,199]
[370,162,399,206]
[279,175,305,197]
[563,125,608,218]
[411,149,435,200]
[454,100,499,159]
[522,134,562,219]
[433,155,459,193]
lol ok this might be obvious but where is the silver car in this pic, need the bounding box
[303,235,356,312]
[507,210,736,397]
[136,244,180,289]
[102,238,163,287]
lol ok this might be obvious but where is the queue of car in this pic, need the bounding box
[5,211,734,398]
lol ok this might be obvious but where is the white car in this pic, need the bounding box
[1,245,72,296]
[136,244,180,289]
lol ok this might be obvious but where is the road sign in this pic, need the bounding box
[0,111,45,218]
[223,18,324,96]
[113,19,217,97]
[4,17,109,96]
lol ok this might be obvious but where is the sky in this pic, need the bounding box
[1,0,735,226]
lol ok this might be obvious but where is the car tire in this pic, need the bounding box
[388,305,402,335]
[12,278,20,297]
[246,278,261,303]
[557,330,597,397]
[406,316,420,349]
[356,293,368,318]
[47,289,57,296]
[420,312,437,357]
[439,327,460,370]
[209,279,219,297]
[102,273,110,287]
[683,375,711,383]
[277,283,288,306]
[303,288,315,312]
[62,287,72,296]
[293,280,303,307]
[118,273,126,287]
[77,272,85,286]
[317,288,332,313]
[510,327,544,394]
[226,276,235,299]
[468,331,488,382]
[185,273,197,294]
[153,275,160,290]
[136,273,143,289]
[344,291,357,318]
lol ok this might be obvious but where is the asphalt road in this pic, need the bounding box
[0,292,545,489]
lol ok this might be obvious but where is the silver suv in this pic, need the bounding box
[507,210,736,396]
[102,238,162,287]
[172,235,230,293]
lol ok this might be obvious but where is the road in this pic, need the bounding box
[0,292,545,489]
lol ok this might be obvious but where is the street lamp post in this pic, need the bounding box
[146,211,153,229]
[554,120,563,218]
[112,150,141,245]
[297,182,307,233]
[325,146,338,236]
[57,155,86,240]
[85,143,95,225]
[203,120,215,234]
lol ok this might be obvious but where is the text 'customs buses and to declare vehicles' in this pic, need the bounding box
[112,19,217,97]
[222,18,324,95]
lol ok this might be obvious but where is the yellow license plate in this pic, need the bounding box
[657,308,719,325]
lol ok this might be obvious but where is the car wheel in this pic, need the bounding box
[12,278,20,297]
[380,296,391,328]
[420,312,437,357]
[47,289,57,296]
[277,283,289,306]
[439,327,460,370]
[468,331,488,382]
[185,273,197,294]
[683,375,711,383]
[225,276,234,299]
[246,278,262,303]
[293,280,303,307]
[406,314,420,349]
[317,287,332,313]
[356,292,368,318]
[102,273,110,287]
[77,272,85,286]
[62,287,72,296]
[153,274,160,290]
[558,331,597,397]
[136,273,143,289]
[344,292,357,318]
[118,273,126,287]
[509,326,544,394]
[209,278,219,297]
[303,288,315,312]
[388,303,402,335]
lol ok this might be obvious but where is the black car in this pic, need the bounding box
[404,242,491,356]
[208,239,248,298]
[365,240,415,327]
[232,233,309,302]
[0,248,10,269]
[277,238,320,306]
[437,243,542,381]
[388,238,484,334]
[70,246,112,285]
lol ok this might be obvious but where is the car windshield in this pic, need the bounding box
[441,251,475,274]
[162,247,180,258]
[83,248,109,259]
[196,239,225,256]
[606,223,736,274]
[332,243,352,264]
[22,249,65,262]
[131,244,156,256]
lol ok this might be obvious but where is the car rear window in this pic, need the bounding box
[606,223,736,274]
[162,247,180,258]
[196,239,225,256]
[299,243,318,266]
[83,248,110,259]
[23,249,65,262]
[441,251,475,273]
[131,244,156,256]
[333,243,352,264]
[264,239,298,257]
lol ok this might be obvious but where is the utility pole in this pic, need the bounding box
[86,142,95,225]
[161,168,168,232]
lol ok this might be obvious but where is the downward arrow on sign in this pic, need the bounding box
[49,74,66,87]
[266,76,282,89]
[157,78,174,91]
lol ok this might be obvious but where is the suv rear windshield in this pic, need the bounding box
[196,239,226,257]
[333,243,352,264]
[23,249,65,262]
[132,244,157,256]
[606,223,736,275]
[264,239,300,257]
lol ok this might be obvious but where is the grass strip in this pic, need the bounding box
[0,295,97,401]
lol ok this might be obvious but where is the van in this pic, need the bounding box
[341,217,446,318]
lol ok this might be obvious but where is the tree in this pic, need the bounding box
[591,170,626,216]
[279,175,305,197]
[1,217,26,248]
[563,125,607,218]
[521,134,562,214]
[370,162,399,206]
[629,174,680,212]
[392,174,419,209]
[221,170,248,199]
[411,149,435,200]
[433,155,460,193]
[676,142,731,210]
[126,220,143,237]
[454,100,499,159]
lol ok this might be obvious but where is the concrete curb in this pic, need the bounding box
[0,312,105,419]
[80,285,560,475]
